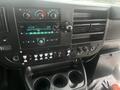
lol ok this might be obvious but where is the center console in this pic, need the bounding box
[14,7,72,66]
[0,1,110,90]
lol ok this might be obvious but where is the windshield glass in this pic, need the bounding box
[85,0,120,4]
[44,0,120,5]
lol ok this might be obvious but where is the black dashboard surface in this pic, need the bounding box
[0,0,110,69]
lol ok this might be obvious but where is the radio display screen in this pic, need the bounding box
[24,25,55,35]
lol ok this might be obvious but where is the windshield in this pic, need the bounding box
[84,0,120,4]
[44,0,120,5]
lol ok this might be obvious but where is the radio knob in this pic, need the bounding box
[37,38,45,45]
[23,12,31,19]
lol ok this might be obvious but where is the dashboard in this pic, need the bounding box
[0,0,110,68]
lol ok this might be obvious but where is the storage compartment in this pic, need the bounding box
[25,61,87,90]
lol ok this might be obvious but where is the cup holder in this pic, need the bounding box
[68,70,84,88]
[52,74,68,88]
[34,77,50,90]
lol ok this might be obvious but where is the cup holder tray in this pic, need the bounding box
[33,70,85,90]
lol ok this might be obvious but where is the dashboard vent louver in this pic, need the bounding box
[73,9,107,34]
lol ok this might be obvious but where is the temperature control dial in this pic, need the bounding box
[35,10,46,20]
[48,9,59,19]
[23,12,31,19]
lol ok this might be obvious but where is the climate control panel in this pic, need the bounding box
[15,8,60,21]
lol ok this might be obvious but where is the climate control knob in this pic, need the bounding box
[50,13,57,19]
[23,12,31,19]
[35,10,46,20]
[48,9,59,19]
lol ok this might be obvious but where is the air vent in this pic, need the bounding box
[73,9,107,34]
[74,9,107,21]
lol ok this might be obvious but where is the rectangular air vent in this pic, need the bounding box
[74,9,107,21]
[73,9,107,34]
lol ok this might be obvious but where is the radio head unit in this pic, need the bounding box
[18,23,61,49]
[14,8,65,50]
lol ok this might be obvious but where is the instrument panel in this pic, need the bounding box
[0,1,110,67]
